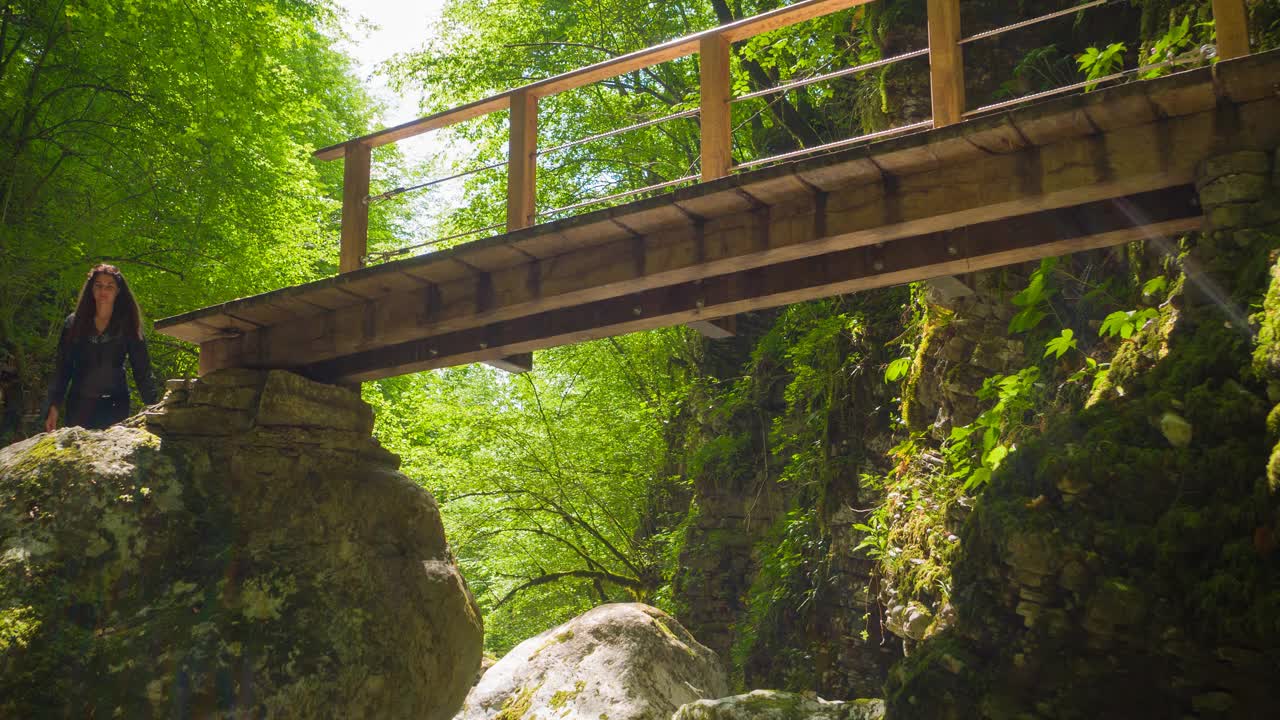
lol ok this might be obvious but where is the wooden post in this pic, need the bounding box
[1212,0,1249,60]
[507,89,538,232]
[339,142,372,274]
[699,33,732,181]
[927,0,964,128]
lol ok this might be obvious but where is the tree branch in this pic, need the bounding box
[494,569,647,609]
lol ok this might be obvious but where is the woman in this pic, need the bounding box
[43,264,158,432]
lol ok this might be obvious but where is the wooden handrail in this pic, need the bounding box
[320,0,1252,274]
[1212,0,1249,60]
[313,0,866,161]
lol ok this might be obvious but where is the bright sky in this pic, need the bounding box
[333,0,458,230]
[334,0,450,126]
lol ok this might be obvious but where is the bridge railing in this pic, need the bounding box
[317,0,1251,275]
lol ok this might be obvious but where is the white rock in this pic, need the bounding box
[672,690,885,720]
[458,603,727,720]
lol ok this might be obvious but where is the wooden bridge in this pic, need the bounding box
[155,0,1276,384]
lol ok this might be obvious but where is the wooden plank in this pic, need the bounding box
[195,100,1242,373]
[509,229,588,260]
[484,353,534,374]
[1143,67,1217,119]
[507,89,538,232]
[700,33,732,181]
[961,116,1030,155]
[400,258,474,285]
[927,0,964,128]
[1212,0,1249,60]
[455,243,532,273]
[1215,49,1280,104]
[1080,82,1158,132]
[301,189,1200,383]
[687,317,736,339]
[315,95,512,161]
[721,0,872,42]
[520,0,867,97]
[339,142,372,274]
[160,58,1279,348]
[603,204,690,236]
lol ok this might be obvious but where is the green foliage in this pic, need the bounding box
[1,0,385,435]
[386,0,875,239]
[1142,275,1169,299]
[945,368,1042,492]
[1076,42,1127,90]
[1141,15,1193,75]
[1044,329,1078,360]
[732,505,826,689]
[885,357,913,383]
[1100,308,1161,340]
[1008,258,1059,334]
[367,330,693,655]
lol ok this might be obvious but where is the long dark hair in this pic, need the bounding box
[69,264,143,340]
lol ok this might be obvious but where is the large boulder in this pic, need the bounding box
[0,369,482,719]
[458,603,727,720]
[673,691,885,720]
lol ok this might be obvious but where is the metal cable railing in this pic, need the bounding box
[964,45,1213,119]
[540,174,700,218]
[362,0,1214,266]
[539,108,700,156]
[364,222,506,264]
[735,119,934,170]
[959,0,1118,45]
[732,48,930,103]
[366,160,507,205]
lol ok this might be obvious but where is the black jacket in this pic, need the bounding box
[45,314,158,412]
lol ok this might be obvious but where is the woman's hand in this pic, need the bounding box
[44,406,58,433]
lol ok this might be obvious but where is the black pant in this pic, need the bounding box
[66,394,129,430]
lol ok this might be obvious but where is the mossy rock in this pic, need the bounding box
[0,371,483,719]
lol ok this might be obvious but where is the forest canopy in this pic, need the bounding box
[5,0,1278,661]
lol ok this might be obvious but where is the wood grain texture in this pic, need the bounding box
[1212,0,1249,60]
[301,188,1201,383]
[700,34,732,181]
[507,90,538,232]
[159,52,1280,369]
[339,143,372,274]
[927,0,964,127]
[193,90,1278,373]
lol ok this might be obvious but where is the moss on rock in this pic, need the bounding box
[0,370,483,719]
[885,147,1280,718]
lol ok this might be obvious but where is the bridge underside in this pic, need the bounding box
[157,51,1279,384]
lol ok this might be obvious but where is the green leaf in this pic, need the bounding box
[1043,328,1077,359]
[964,467,993,491]
[1099,311,1132,339]
[1142,276,1168,298]
[983,444,1010,470]
[884,357,913,383]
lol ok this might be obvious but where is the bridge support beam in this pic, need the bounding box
[687,317,737,339]
[339,142,372,274]
[700,34,732,181]
[301,187,1201,384]
[507,89,539,231]
[927,0,964,128]
[1213,0,1249,60]
[484,353,534,374]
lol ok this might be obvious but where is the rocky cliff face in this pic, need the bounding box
[884,152,1280,718]
[0,369,483,719]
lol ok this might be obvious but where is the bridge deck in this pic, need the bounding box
[156,51,1280,384]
